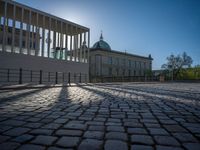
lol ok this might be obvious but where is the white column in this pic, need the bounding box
[74,26,77,62]
[87,30,90,63]
[27,10,31,55]
[70,26,72,61]
[47,17,51,58]
[31,25,34,53]
[53,20,56,58]
[35,13,39,56]
[79,32,82,62]
[60,22,63,59]
[41,15,45,57]
[19,8,24,54]
[2,1,7,52]
[65,24,68,61]
[11,4,16,53]
[83,32,86,63]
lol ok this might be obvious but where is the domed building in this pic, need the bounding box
[89,33,153,82]
[92,33,111,50]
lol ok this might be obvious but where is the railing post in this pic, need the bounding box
[39,70,42,84]
[68,72,71,85]
[63,72,65,83]
[79,73,81,83]
[74,73,76,83]
[48,72,50,82]
[19,68,22,84]
[55,72,58,84]
[30,70,32,82]
[7,69,10,82]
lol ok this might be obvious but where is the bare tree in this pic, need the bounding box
[161,52,193,80]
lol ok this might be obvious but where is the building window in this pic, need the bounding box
[116,68,119,76]
[128,70,131,76]
[122,69,125,76]
[109,67,112,76]
[108,56,112,65]
[115,58,119,66]
[128,60,131,68]
[122,59,126,66]
[134,70,136,76]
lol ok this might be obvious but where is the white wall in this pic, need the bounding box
[0,51,89,84]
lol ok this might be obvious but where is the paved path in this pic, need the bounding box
[0,83,200,150]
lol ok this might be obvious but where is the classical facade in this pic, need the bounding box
[0,0,90,83]
[89,34,153,82]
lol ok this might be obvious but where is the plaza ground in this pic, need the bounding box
[0,82,200,150]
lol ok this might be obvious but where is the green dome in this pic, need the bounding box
[92,33,111,50]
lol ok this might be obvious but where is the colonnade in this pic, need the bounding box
[0,0,90,63]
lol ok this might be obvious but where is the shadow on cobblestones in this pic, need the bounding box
[0,88,48,105]
[0,83,200,150]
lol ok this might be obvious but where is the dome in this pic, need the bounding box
[92,33,111,50]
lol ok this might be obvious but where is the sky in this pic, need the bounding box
[15,0,200,69]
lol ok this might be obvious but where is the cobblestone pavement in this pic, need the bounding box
[0,83,200,150]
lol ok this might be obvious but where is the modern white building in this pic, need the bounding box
[0,0,90,84]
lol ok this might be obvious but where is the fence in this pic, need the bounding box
[0,68,87,85]
[90,76,159,83]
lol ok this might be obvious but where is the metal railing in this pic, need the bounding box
[90,76,159,83]
[0,68,87,85]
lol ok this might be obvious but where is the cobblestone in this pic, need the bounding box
[31,135,57,146]
[104,140,128,150]
[0,83,200,149]
[78,139,103,150]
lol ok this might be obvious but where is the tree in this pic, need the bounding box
[161,52,193,80]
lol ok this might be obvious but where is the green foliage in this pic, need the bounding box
[176,66,200,80]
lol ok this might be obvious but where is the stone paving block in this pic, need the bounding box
[88,125,105,131]
[56,129,83,136]
[0,135,10,143]
[0,119,26,126]
[131,144,154,150]
[42,123,61,130]
[30,129,53,135]
[24,122,43,128]
[127,128,148,134]
[104,140,128,150]
[48,147,73,150]
[164,124,187,133]
[56,136,80,147]
[0,142,20,150]
[64,123,87,130]
[173,133,198,143]
[12,134,34,143]
[183,143,200,150]
[124,122,143,127]
[31,135,58,146]
[148,128,169,135]
[78,139,103,150]
[54,118,69,124]
[17,144,45,150]
[83,131,104,139]
[156,145,184,150]
[106,132,128,141]
[107,126,125,132]
[4,127,30,136]
[0,125,12,133]
[131,135,154,145]
[86,121,104,126]
[154,135,180,146]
